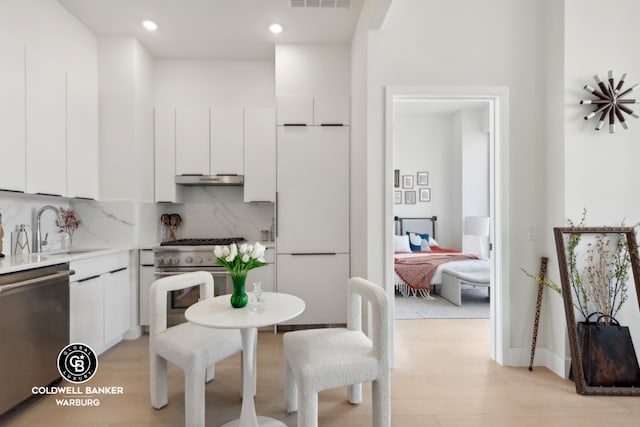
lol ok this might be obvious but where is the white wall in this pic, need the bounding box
[564,0,640,361]
[362,0,547,367]
[350,3,370,278]
[392,113,456,247]
[154,60,274,108]
[461,107,490,220]
[275,45,350,96]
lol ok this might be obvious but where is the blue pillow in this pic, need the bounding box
[406,231,430,251]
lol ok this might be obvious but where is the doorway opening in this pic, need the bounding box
[384,87,509,365]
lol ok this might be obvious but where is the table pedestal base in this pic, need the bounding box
[221,416,287,427]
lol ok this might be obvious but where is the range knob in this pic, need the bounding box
[185,256,193,264]
[196,257,203,264]
[171,257,179,265]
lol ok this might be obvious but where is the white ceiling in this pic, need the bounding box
[57,0,363,60]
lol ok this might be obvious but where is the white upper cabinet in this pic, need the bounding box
[276,96,313,126]
[313,96,350,126]
[211,107,244,175]
[175,106,210,176]
[155,107,183,203]
[66,45,98,199]
[276,126,350,253]
[244,108,275,202]
[25,48,67,196]
[0,36,25,192]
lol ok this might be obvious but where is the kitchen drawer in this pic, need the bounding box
[71,251,129,282]
[140,248,154,265]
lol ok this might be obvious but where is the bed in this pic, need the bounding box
[393,216,489,298]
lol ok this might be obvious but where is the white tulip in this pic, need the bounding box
[222,246,230,257]
[252,242,266,259]
[213,246,224,258]
[239,243,248,254]
[225,254,235,262]
[246,244,254,256]
[242,253,250,263]
[257,257,265,263]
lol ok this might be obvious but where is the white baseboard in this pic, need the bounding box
[503,346,571,378]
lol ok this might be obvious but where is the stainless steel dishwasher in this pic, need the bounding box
[0,263,72,416]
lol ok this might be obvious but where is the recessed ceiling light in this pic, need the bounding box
[142,20,158,31]
[269,23,283,34]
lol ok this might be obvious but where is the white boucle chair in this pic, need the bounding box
[283,277,390,427]
[149,271,243,427]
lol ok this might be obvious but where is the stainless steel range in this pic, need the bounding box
[153,237,244,323]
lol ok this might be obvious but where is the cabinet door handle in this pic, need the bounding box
[78,274,100,283]
[36,192,62,197]
[291,253,337,256]
[275,192,279,238]
[283,123,307,126]
[108,267,127,274]
[320,123,344,126]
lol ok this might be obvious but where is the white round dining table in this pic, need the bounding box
[185,292,305,427]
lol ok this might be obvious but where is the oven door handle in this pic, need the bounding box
[153,271,230,277]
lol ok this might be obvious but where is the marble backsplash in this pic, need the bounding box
[0,187,275,255]
[0,192,71,255]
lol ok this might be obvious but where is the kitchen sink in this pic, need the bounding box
[45,248,106,256]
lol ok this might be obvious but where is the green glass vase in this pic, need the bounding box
[230,274,248,308]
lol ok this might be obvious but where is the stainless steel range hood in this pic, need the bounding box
[175,175,244,186]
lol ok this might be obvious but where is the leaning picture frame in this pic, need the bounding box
[553,226,640,396]
[394,170,400,188]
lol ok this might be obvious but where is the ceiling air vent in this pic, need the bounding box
[290,0,351,8]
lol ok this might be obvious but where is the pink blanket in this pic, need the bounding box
[394,254,478,291]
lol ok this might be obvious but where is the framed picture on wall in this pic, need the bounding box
[394,191,402,204]
[405,190,416,204]
[402,175,414,189]
[419,188,431,202]
[394,170,400,188]
[417,172,429,186]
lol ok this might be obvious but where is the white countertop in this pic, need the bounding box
[0,248,133,275]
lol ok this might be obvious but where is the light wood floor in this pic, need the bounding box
[2,319,639,426]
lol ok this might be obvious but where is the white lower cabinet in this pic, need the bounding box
[276,253,348,325]
[69,251,130,355]
[104,267,130,344]
[69,276,104,352]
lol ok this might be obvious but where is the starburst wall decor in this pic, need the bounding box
[580,71,638,133]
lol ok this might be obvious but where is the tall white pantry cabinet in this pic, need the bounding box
[276,96,350,325]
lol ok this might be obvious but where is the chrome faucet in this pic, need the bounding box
[34,205,60,253]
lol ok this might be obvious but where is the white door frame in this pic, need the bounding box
[384,86,510,366]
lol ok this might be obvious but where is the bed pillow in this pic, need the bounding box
[394,235,412,253]
[429,237,439,247]
[406,232,430,251]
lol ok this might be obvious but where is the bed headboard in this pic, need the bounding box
[394,216,437,240]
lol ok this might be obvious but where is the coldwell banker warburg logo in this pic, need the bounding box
[31,343,124,407]
[58,343,98,383]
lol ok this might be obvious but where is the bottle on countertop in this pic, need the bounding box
[12,224,31,255]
